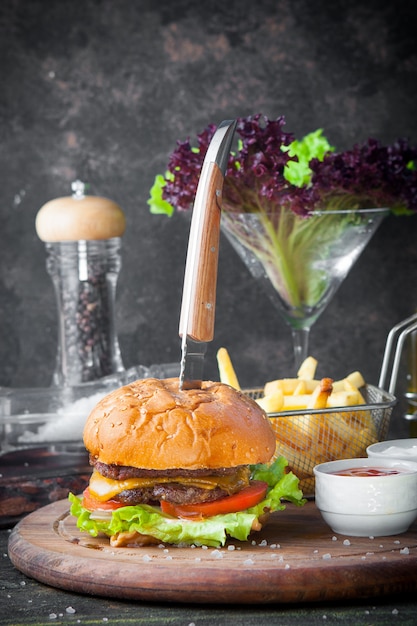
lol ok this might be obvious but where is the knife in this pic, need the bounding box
[178,119,237,390]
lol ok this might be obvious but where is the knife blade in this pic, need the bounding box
[178,119,236,390]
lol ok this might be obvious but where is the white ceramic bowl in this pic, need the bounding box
[314,457,417,537]
[367,438,417,463]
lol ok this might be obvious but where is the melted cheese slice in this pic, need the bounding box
[89,468,250,502]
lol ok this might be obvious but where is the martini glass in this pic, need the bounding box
[221,207,388,372]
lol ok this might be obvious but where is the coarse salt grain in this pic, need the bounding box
[244,558,254,565]
[211,550,223,559]
[322,553,331,560]
[142,554,152,562]
[400,547,410,555]
[227,545,236,551]
[343,539,351,546]
[66,607,76,614]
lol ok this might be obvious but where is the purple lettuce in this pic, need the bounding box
[149,113,417,217]
[309,138,417,215]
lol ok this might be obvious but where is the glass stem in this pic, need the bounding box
[291,327,310,373]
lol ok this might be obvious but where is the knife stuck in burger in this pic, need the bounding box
[69,121,305,547]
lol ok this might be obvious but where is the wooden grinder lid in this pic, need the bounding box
[36,180,126,242]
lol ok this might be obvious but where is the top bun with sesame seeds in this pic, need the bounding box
[83,377,276,470]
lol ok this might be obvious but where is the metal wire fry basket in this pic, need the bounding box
[243,313,417,496]
[245,385,395,496]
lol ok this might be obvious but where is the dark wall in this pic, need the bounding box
[1,0,416,435]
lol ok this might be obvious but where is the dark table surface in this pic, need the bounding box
[1,527,417,626]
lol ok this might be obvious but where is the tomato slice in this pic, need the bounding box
[160,480,268,519]
[82,487,126,511]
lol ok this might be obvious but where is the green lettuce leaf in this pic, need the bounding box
[282,129,334,187]
[69,457,305,547]
[147,173,174,216]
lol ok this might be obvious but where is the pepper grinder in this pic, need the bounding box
[36,180,126,386]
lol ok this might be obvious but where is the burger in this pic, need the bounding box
[69,377,305,547]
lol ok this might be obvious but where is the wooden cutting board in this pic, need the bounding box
[8,499,417,605]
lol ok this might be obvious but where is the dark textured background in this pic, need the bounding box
[1,0,416,436]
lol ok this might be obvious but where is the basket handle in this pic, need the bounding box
[378,312,417,395]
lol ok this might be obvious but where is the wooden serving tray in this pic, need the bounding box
[8,499,417,605]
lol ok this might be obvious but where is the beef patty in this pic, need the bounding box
[90,456,250,505]
[90,456,244,480]
[115,484,230,505]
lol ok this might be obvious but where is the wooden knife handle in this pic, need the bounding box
[179,161,224,342]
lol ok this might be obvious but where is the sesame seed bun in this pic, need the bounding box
[83,377,276,470]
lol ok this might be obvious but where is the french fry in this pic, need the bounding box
[264,378,319,396]
[282,394,316,410]
[343,379,366,404]
[271,417,315,454]
[326,390,360,408]
[295,413,322,442]
[344,407,377,433]
[263,379,285,395]
[332,371,366,393]
[297,356,318,380]
[306,377,333,409]
[273,441,326,479]
[256,390,284,413]
[216,347,240,390]
[346,371,366,389]
[293,380,307,395]
[299,476,315,496]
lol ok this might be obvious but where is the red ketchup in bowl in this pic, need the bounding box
[332,467,406,477]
